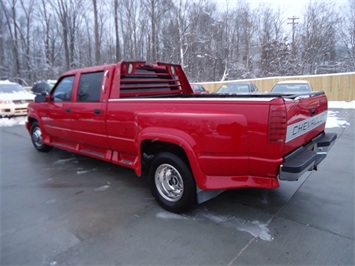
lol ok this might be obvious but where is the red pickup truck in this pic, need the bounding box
[26,61,336,213]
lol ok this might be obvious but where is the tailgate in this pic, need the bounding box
[283,94,328,155]
[279,93,337,181]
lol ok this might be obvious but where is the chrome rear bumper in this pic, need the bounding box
[279,133,337,181]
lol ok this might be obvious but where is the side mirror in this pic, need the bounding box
[35,94,48,103]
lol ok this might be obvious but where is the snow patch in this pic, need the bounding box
[326,111,350,128]
[76,168,97,175]
[77,170,91,175]
[53,158,78,164]
[94,185,110,191]
[156,211,189,221]
[156,210,273,241]
[0,116,26,127]
[200,212,273,241]
[328,101,355,109]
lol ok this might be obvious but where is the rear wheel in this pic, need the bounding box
[30,122,52,152]
[148,152,196,213]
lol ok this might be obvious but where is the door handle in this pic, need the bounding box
[66,108,71,113]
[94,109,101,114]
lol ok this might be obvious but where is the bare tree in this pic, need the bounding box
[92,0,100,64]
[119,0,145,59]
[50,0,84,70]
[113,0,121,61]
[218,1,258,79]
[338,0,355,71]
[144,0,172,61]
[172,0,191,68]
[0,0,353,85]
[1,0,21,81]
[38,0,57,78]
[0,8,6,78]
[240,4,257,74]
[18,0,35,81]
[172,0,221,81]
[300,1,339,74]
[256,5,300,77]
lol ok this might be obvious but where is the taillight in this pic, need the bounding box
[268,105,286,143]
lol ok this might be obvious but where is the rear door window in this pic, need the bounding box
[77,72,104,102]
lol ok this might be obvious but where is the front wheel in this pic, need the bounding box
[148,152,196,213]
[30,121,52,152]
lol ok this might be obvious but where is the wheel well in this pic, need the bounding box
[28,117,37,127]
[141,140,190,176]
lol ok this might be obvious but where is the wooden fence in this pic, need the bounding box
[198,72,355,101]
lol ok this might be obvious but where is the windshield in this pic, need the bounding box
[217,83,250,93]
[192,84,205,92]
[272,84,311,93]
[0,83,26,93]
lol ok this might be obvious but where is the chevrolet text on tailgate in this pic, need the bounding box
[26,61,337,213]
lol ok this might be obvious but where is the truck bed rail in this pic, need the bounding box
[128,91,325,99]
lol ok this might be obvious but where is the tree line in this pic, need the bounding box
[0,0,354,86]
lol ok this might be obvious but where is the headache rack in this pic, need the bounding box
[119,62,192,98]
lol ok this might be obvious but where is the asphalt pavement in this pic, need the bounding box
[0,108,354,265]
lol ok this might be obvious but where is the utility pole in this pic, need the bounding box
[288,16,299,54]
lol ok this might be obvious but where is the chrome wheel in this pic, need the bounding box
[149,152,196,213]
[31,126,43,148]
[155,163,184,202]
[30,122,51,152]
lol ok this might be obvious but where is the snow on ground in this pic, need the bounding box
[328,101,355,109]
[0,116,27,127]
[326,111,351,128]
[156,209,274,241]
[326,101,354,128]
[0,101,354,128]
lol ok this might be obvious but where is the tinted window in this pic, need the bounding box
[52,76,75,102]
[217,83,251,93]
[271,84,311,93]
[77,72,103,102]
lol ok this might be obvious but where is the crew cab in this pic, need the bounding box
[26,61,336,213]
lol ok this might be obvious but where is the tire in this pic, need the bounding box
[30,122,52,152]
[148,152,196,213]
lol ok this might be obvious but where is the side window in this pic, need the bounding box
[77,72,104,102]
[52,76,75,102]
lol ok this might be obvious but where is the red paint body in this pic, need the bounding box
[26,61,330,191]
